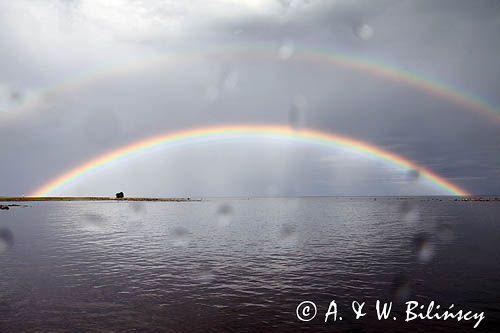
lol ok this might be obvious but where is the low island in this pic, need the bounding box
[0,197,196,202]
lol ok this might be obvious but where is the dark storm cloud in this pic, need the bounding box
[0,0,499,196]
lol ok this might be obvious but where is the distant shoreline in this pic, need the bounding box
[0,196,499,203]
[0,197,198,202]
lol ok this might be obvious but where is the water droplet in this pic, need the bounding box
[278,41,295,60]
[279,223,299,247]
[81,213,107,231]
[413,232,435,263]
[436,222,454,242]
[406,169,420,181]
[216,203,234,227]
[0,228,14,252]
[204,85,219,102]
[404,209,420,225]
[171,226,191,247]
[194,268,216,283]
[280,224,297,239]
[223,71,239,90]
[399,200,420,224]
[392,275,412,302]
[354,24,374,40]
[129,201,146,214]
[83,213,106,224]
[10,90,23,102]
[288,95,307,129]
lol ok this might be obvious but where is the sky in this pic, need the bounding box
[0,0,499,197]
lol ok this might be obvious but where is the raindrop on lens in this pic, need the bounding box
[354,24,374,40]
[399,200,419,224]
[279,223,298,247]
[194,268,216,283]
[81,213,106,231]
[278,41,295,60]
[129,201,145,213]
[223,71,239,90]
[0,228,14,252]
[279,224,297,240]
[399,200,413,214]
[406,169,420,181]
[413,232,435,263]
[83,213,106,223]
[10,90,23,102]
[204,85,219,102]
[436,222,454,242]
[288,95,307,129]
[171,226,191,247]
[216,203,234,227]
[392,275,412,302]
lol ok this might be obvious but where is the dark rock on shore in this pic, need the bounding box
[0,228,14,251]
[0,204,29,210]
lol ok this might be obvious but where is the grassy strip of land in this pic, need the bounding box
[0,197,197,202]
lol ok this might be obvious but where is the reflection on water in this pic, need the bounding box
[0,198,499,331]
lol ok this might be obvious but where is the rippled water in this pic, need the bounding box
[0,198,499,332]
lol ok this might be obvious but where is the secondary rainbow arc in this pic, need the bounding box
[30,125,469,197]
[4,44,500,124]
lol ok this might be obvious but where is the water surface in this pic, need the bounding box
[1,198,499,331]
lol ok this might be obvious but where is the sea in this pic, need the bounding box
[0,197,499,332]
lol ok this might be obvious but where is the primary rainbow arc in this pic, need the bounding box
[31,125,469,197]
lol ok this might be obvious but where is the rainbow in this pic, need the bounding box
[3,44,500,124]
[30,125,469,197]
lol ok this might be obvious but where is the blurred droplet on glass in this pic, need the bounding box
[83,213,106,223]
[288,95,307,129]
[280,224,295,238]
[413,232,435,263]
[288,105,300,129]
[171,226,191,247]
[392,275,412,302]
[129,201,146,214]
[399,200,413,214]
[82,213,106,231]
[354,23,374,40]
[399,200,420,224]
[0,228,14,253]
[404,209,420,224]
[216,203,234,227]
[204,85,219,102]
[223,71,239,90]
[278,41,295,60]
[10,90,23,102]
[406,169,420,181]
[194,268,216,283]
[279,224,298,243]
[436,222,454,242]
[278,223,299,249]
[42,91,58,106]
[294,95,307,110]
